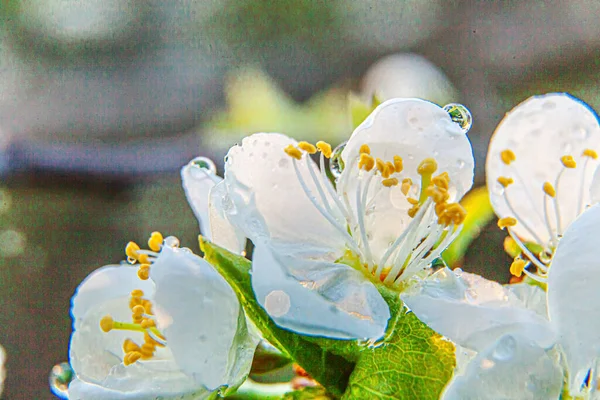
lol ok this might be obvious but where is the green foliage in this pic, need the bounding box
[342,287,456,400]
[282,386,331,399]
[200,238,355,398]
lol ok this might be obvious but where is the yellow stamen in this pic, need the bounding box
[142,299,153,314]
[498,217,517,229]
[497,176,514,187]
[408,205,420,218]
[382,178,399,187]
[316,141,332,158]
[125,242,140,259]
[148,232,163,252]
[284,144,302,160]
[393,156,403,173]
[298,141,317,154]
[510,258,527,277]
[137,265,150,281]
[435,202,447,217]
[560,155,576,169]
[359,144,371,155]
[375,158,386,175]
[426,186,450,204]
[124,351,142,366]
[131,289,144,298]
[358,153,375,171]
[129,296,143,310]
[145,332,166,348]
[123,339,140,353]
[500,149,516,165]
[438,203,467,226]
[401,178,412,196]
[100,315,114,332]
[141,318,156,329]
[583,149,598,159]
[407,197,419,205]
[543,182,556,197]
[132,305,145,318]
[417,158,438,175]
[432,172,450,190]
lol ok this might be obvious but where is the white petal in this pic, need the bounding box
[591,165,600,204]
[181,160,220,239]
[150,246,258,390]
[506,283,548,319]
[251,244,390,339]
[547,203,600,394]
[208,181,247,254]
[486,93,600,244]
[442,334,562,400]
[341,98,474,200]
[402,268,554,351]
[223,133,345,253]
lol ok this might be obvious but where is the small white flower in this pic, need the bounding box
[404,203,600,398]
[204,98,475,339]
[487,93,600,281]
[68,234,258,400]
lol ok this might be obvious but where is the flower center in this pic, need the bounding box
[283,141,467,287]
[99,232,169,366]
[497,148,598,282]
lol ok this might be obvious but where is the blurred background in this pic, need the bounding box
[0,0,596,397]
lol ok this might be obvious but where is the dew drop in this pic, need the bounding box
[49,362,73,399]
[189,156,217,175]
[492,335,517,361]
[457,159,466,169]
[330,141,347,178]
[265,290,291,317]
[443,103,473,133]
[164,236,180,248]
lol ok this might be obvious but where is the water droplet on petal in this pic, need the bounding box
[457,159,466,169]
[163,236,180,248]
[330,141,347,178]
[189,156,217,175]
[492,335,517,361]
[49,362,73,399]
[265,290,291,317]
[443,103,473,133]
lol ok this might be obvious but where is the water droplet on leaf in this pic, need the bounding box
[443,103,473,133]
[330,142,347,178]
[49,362,73,399]
[189,156,217,175]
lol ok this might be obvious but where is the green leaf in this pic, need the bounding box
[200,238,355,398]
[342,287,455,400]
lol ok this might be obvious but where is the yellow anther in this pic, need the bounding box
[385,161,395,176]
[393,156,403,173]
[316,141,332,158]
[375,158,386,175]
[500,149,516,165]
[426,186,450,204]
[417,158,438,175]
[137,265,150,281]
[407,197,419,205]
[142,299,153,314]
[284,144,302,160]
[132,305,146,317]
[382,178,399,187]
[100,315,114,333]
[432,172,450,190]
[125,242,141,259]
[401,178,412,196]
[144,332,166,348]
[435,202,447,217]
[438,203,467,226]
[133,315,143,324]
[359,144,371,155]
[148,232,163,252]
[123,339,140,353]
[131,289,144,298]
[498,217,517,229]
[298,141,317,154]
[358,153,375,171]
[510,259,527,278]
[543,182,556,198]
[141,318,156,329]
[124,351,142,366]
[497,176,514,187]
[408,205,420,218]
[560,155,577,168]
[140,343,156,358]
[583,149,598,160]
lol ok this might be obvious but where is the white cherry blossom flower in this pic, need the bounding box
[486,93,600,282]
[68,233,258,400]
[404,203,600,398]
[210,98,475,339]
